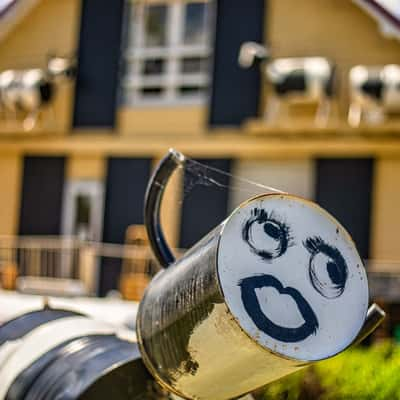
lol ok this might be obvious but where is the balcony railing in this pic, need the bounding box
[0,235,164,299]
[1,236,400,302]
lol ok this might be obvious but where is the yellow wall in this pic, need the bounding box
[371,158,400,262]
[0,155,22,235]
[267,0,400,117]
[67,155,105,180]
[1,132,400,159]
[1,0,400,270]
[0,0,81,134]
[118,106,207,136]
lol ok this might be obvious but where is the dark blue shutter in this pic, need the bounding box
[315,159,374,260]
[19,157,65,235]
[209,0,265,126]
[73,0,125,128]
[179,158,232,249]
[100,158,151,295]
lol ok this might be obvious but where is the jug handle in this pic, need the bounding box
[352,303,385,346]
[144,149,185,268]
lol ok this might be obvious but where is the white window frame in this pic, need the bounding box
[121,0,215,107]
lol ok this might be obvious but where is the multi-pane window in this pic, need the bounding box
[120,0,214,106]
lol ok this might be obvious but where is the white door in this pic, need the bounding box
[60,180,104,292]
[61,180,104,242]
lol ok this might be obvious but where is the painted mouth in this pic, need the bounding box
[239,274,319,343]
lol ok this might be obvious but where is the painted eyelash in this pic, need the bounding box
[242,208,294,260]
[246,208,290,230]
[303,236,343,261]
[304,236,348,299]
[303,236,325,254]
[245,208,293,245]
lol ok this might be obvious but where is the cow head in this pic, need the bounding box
[47,55,77,81]
[238,41,270,69]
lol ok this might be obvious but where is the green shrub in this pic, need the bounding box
[263,342,400,400]
[263,369,305,400]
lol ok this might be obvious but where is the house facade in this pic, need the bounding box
[0,0,400,302]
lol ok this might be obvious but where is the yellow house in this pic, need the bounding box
[0,0,400,300]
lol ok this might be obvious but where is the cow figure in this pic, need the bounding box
[348,64,400,127]
[238,42,335,126]
[0,55,76,130]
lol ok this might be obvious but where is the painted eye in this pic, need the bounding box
[243,208,291,260]
[304,237,348,299]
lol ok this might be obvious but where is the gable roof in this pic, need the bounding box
[0,1,17,17]
[0,0,41,42]
[354,0,400,39]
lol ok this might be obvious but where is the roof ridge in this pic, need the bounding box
[354,0,400,39]
[0,0,42,44]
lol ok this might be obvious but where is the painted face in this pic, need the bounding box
[217,194,368,361]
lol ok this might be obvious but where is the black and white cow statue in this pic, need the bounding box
[348,64,400,126]
[238,42,335,126]
[0,55,76,130]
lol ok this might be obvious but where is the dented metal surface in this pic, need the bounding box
[137,226,229,398]
[140,151,377,400]
[139,193,371,400]
[138,215,305,399]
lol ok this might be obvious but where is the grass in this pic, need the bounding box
[263,341,400,400]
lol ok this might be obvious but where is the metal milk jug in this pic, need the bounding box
[137,149,384,400]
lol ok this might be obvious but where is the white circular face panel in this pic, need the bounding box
[217,194,368,361]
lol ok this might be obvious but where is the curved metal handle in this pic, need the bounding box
[352,303,385,346]
[144,149,185,268]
